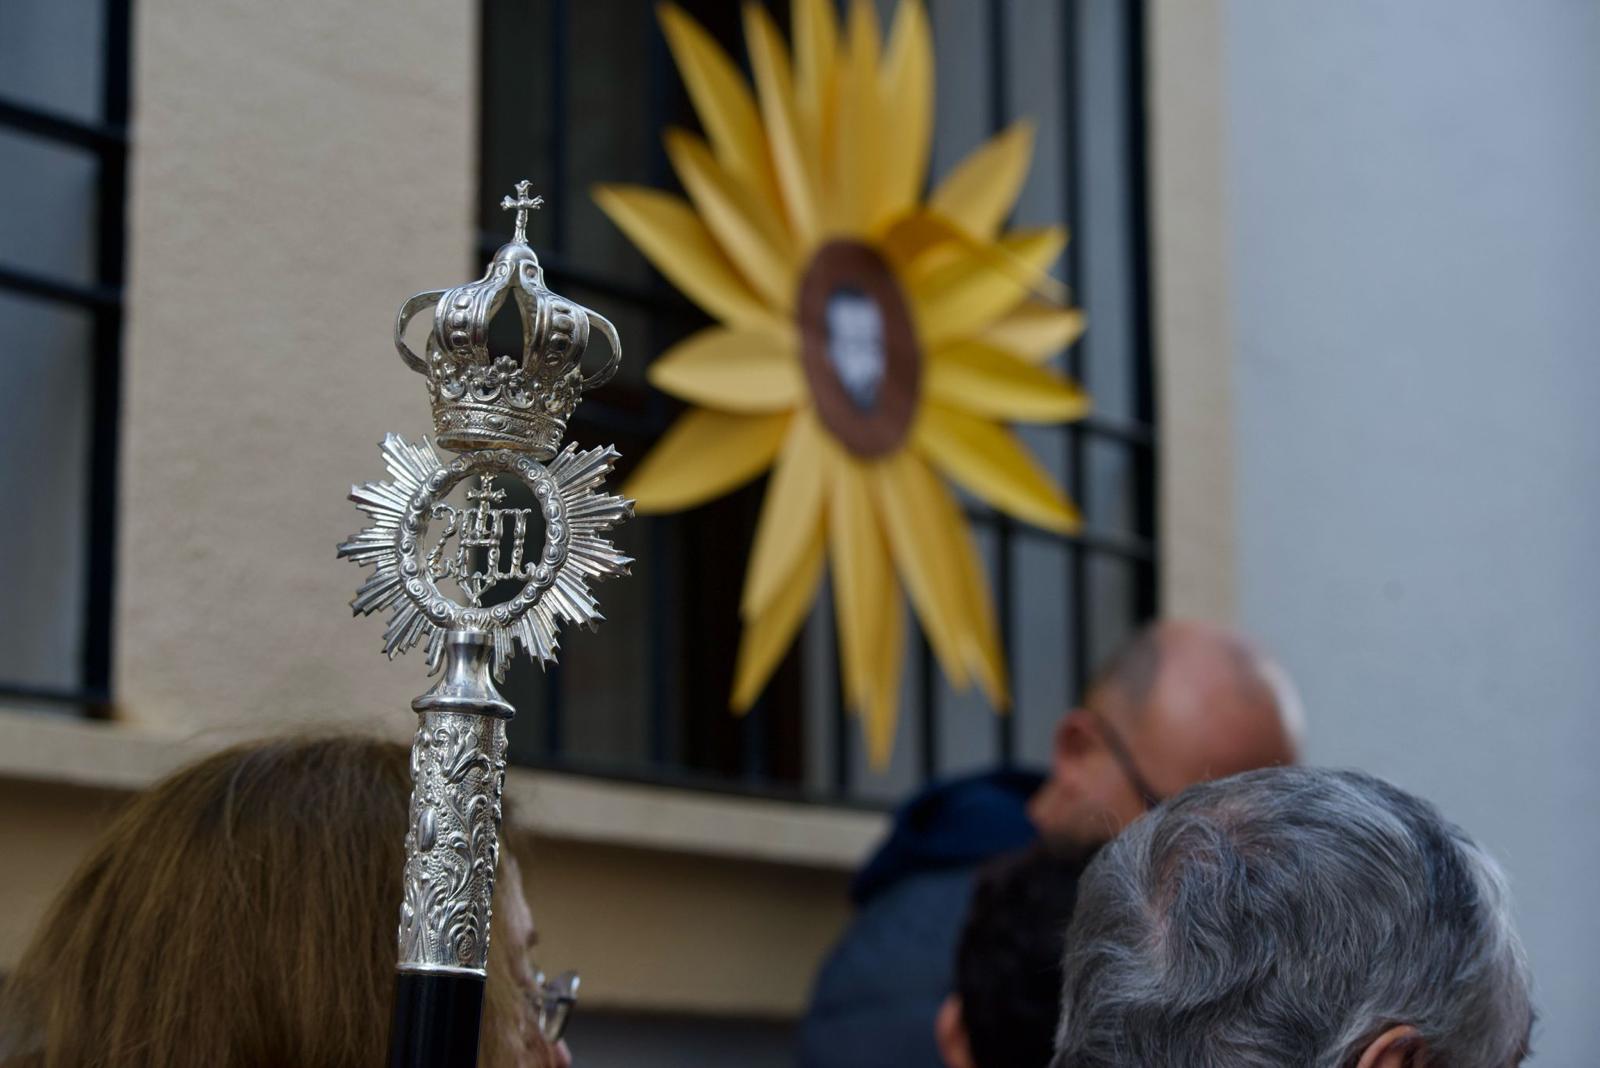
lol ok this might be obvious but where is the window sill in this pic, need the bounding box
[0,707,887,871]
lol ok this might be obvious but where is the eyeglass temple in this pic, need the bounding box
[1083,708,1164,809]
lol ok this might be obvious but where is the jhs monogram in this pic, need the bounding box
[425,475,542,606]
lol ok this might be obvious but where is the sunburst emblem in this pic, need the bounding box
[595,0,1088,764]
[339,434,633,679]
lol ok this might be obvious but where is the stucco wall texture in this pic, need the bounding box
[115,0,474,735]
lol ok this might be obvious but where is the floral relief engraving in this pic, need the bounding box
[397,711,509,974]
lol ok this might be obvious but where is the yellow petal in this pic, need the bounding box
[745,3,820,245]
[657,3,783,219]
[870,453,970,689]
[886,213,1070,310]
[925,473,1009,707]
[830,0,883,234]
[880,209,966,274]
[828,456,891,708]
[647,326,804,413]
[792,0,839,176]
[909,226,1067,347]
[877,0,933,223]
[623,409,790,513]
[926,339,1091,422]
[663,129,795,311]
[861,585,905,769]
[927,120,1036,240]
[913,403,1081,533]
[593,185,785,333]
[979,299,1087,363]
[731,523,826,711]
[743,411,830,618]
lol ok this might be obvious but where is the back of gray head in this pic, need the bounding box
[1052,766,1533,1068]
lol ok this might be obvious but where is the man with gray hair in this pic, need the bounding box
[1052,767,1533,1068]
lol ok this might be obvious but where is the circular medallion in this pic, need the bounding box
[340,435,633,677]
[798,241,922,457]
[397,450,569,634]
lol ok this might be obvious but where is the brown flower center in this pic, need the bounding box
[797,241,921,457]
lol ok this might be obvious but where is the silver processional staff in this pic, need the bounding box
[339,183,632,1067]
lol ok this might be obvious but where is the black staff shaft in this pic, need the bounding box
[388,971,485,1068]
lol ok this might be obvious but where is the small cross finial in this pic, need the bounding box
[500,180,544,244]
[466,475,507,508]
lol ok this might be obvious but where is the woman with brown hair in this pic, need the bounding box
[0,734,571,1068]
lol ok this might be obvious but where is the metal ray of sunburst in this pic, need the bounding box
[338,183,630,1068]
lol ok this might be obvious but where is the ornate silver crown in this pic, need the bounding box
[393,182,621,458]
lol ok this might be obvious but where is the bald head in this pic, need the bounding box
[1112,620,1301,790]
[1029,620,1303,845]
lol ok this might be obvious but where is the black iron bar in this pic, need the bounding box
[549,0,569,252]
[644,8,673,771]
[1125,1,1161,621]
[742,697,769,783]
[1062,0,1091,701]
[646,518,671,766]
[0,264,120,310]
[967,504,1155,562]
[0,96,127,153]
[1079,412,1157,449]
[832,618,851,796]
[541,0,572,762]
[544,661,565,757]
[81,0,132,707]
[988,0,1019,768]
[994,532,1016,765]
[919,637,937,783]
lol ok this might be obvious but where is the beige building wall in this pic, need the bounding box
[0,768,853,1018]
[0,779,125,970]
[0,710,877,1015]
[114,0,474,736]
[1148,0,1237,624]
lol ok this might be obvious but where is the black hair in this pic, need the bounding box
[954,843,1087,1068]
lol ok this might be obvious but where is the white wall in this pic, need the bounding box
[1226,1,1600,1060]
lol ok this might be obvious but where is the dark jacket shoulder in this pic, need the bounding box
[798,769,1045,1068]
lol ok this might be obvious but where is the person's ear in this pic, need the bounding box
[935,994,975,1068]
[1355,1024,1427,1068]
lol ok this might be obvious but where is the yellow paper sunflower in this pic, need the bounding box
[594,0,1088,766]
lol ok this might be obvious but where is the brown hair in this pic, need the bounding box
[0,734,541,1068]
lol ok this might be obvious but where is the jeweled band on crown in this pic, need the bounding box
[393,182,622,458]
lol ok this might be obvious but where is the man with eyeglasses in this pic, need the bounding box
[1026,619,1303,846]
[799,619,1304,1068]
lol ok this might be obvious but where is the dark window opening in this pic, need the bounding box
[478,0,1156,805]
[0,0,133,715]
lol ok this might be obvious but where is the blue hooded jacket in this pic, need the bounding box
[796,769,1044,1068]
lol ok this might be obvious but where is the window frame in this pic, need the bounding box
[0,0,133,716]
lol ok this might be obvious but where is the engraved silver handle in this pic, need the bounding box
[398,630,512,977]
